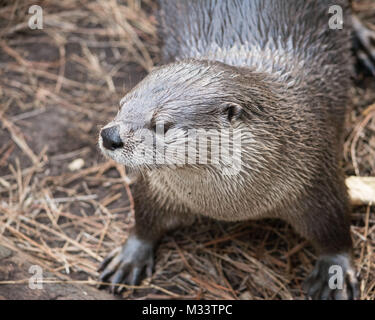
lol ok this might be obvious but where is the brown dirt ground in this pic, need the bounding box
[0,0,374,300]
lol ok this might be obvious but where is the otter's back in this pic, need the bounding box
[158,0,352,81]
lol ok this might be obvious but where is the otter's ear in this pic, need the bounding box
[223,103,242,122]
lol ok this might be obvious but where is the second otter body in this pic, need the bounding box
[98,0,358,299]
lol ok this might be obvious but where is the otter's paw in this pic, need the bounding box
[303,253,359,300]
[98,235,154,294]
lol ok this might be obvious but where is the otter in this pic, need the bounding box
[98,0,360,299]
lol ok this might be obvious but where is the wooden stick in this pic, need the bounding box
[346,176,375,205]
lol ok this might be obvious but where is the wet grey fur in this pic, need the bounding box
[98,0,359,299]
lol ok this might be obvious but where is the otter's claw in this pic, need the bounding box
[98,234,154,294]
[304,253,359,300]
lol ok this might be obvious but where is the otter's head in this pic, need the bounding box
[99,60,261,171]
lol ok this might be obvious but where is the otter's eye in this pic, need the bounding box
[224,104,242,123]
[151,121,172,135]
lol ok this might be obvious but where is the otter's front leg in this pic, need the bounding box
[98,230,154,293]
[303,253,358,300]
[289,180,359,300]
[98,177,192,293]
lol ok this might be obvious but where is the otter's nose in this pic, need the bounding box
[101,126,123,150]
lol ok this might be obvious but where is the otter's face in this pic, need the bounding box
[99,60,244,170]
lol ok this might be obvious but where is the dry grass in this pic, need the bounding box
[0,0,374,300]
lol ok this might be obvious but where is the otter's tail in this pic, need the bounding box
[352,15,375,76]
